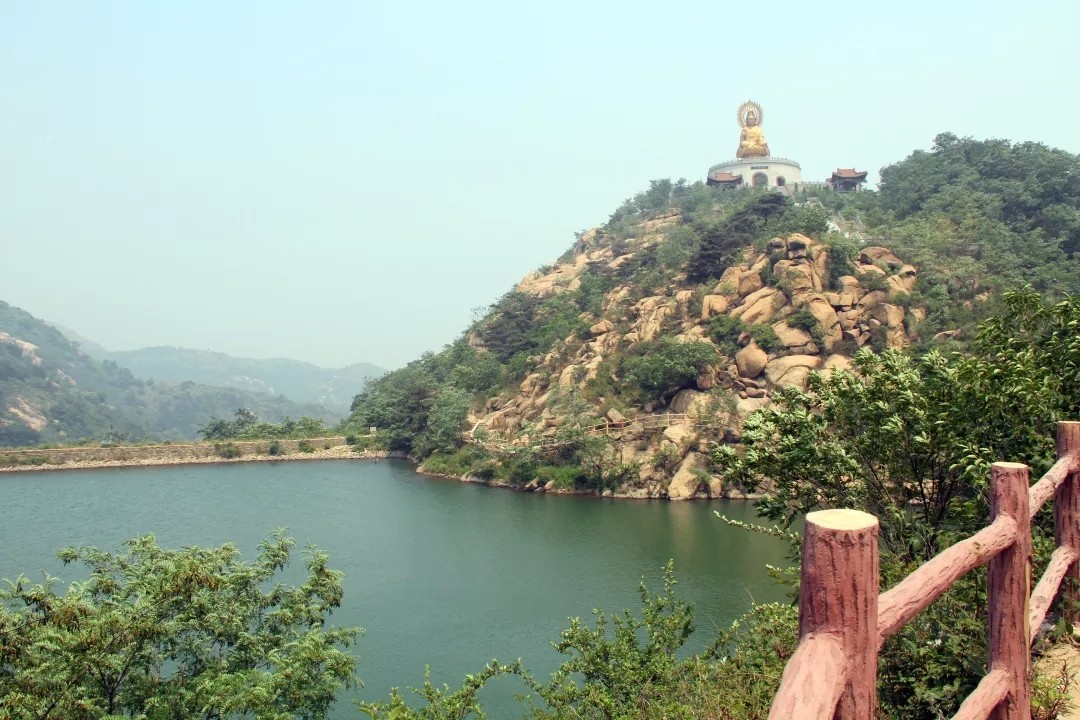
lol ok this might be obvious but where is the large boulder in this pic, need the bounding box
[731,287,786,325]
[803,296,843,349]
[714,266,744,295]
[662,424,697,453]
[857,290,888,310]
[773,365,813,390]
[668,451,703,500]
[856,264,887,278]
[859,247,905,269]
[870,303,905,328]
[735,341,768,378]
[772,321,814,348]
[764,355,822,387]
[736,396,770,421]
[738,271,764,297]
[589,319,614,335]
[669,389,708,415]
[772,260,815,293]
[701,295,730,320]
[632,296,675,341]
[887,266,918,295]
[820,354,853,380]
[823,354,852,372]
[837,275,863,295]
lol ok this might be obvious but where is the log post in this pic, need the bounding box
[1056,422,1080,626]
[798,509,879,720]
[988,462,1031,720]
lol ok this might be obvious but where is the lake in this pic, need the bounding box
[0,459,792,717]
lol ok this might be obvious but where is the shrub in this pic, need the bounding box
[787,309,825,346]
[651,444,682,473]
[0,533,359,719]
[748,324,782,354]
[623,339,717,395]
[534,464,586,489]
[297,440,316,454]
[267,440,284,456]
[860,271,889,292]
[214,442,241,459]
[688,193,792,284]
[704,315,746,355]
[823,235,859,289]
[344,434,358,445]
[421,446,492,478]
[530,561,695,719]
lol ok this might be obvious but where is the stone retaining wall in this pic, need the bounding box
[0,437,348,467]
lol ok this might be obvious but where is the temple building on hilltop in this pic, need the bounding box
[706,100,803,190]
[827,168,868,192]
[706,101,867,193]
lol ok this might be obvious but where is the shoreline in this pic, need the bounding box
[0,442,755,502]
[413,463,762,502]
[0,442,407,474]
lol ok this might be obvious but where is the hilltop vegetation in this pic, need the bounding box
[0,301,339,446]
[346,134,1080,499]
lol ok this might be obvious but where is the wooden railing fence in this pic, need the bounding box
[769,421,1080,720]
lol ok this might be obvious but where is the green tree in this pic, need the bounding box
[687,193,790,284]
[415,386,471,456]
[529,561,696,720]
[0,531,359,719]
[711,290,1080,718]
[623,339,717,398]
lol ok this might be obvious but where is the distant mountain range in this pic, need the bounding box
[67,342,383,414]
[0,301,382,446]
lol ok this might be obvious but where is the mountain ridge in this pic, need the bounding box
[0,301,341,446]
[53,330,383,413]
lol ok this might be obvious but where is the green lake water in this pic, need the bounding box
[0,459,791,717]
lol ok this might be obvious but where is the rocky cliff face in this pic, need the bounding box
[468,211,924,499]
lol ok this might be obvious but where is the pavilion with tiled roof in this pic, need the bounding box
[706,170,744,187]
[827,168,868,192]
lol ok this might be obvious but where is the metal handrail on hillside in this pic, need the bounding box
[769,421,1080,720]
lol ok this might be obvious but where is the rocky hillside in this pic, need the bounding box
[0,301,340,446]
[348,133,1080,499]
[467,216,922,498]
[346,187,934,499]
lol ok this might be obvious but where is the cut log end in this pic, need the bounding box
[992,461,1029,471]
[806,508,879,531]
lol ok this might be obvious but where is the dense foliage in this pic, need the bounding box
[198,408,332,440]
[865,133,1080,339]
[714,289,1080,718]
[0,532,359,719]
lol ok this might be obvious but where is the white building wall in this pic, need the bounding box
[708,158,804,188]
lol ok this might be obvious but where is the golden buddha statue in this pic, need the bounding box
[736,101,770,159]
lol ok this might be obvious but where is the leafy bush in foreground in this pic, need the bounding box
[0,532,359,719]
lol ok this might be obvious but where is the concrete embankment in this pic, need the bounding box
[0,437,405,473]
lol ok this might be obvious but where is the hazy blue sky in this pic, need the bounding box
[3,1,1078,369]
